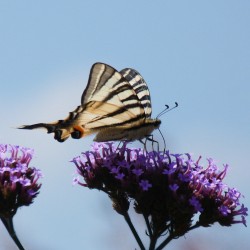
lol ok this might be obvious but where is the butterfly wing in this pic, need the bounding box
[74,64,156,141]
[120,68,152,118]
[20,63,148,142]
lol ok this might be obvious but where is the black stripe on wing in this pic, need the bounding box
[89,113,146,130]
[102,79,135,103]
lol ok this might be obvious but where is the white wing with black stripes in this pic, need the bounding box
[19,63,161,142]
[120,67,152,118]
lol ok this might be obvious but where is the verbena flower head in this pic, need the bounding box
[0,144,42,218]
[72,142,247,239]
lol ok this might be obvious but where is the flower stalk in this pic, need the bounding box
[123,211,145,250]
[1,216,25,250]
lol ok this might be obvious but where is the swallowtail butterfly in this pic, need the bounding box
[20,63,161,142]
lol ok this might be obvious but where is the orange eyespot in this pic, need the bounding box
[73,125,84,134]
[71,125,84,139]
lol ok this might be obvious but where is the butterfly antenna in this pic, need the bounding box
[157,102,178,119]
[156,105,169,119]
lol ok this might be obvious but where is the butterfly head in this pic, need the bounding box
[141,118,161,138]
[153,118,161,128]
[145,118,161,129]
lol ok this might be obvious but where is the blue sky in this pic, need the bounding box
[0,1,250,249]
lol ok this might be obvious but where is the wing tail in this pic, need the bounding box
[18,104,94,142]
[19,122,71,142]
[19,123,55,132]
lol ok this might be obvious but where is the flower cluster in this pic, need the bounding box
[72,142,247,241]
[0,144,42,218]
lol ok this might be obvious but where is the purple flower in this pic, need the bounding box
[72,176,80,185]
[219,205,231,216]
[115,173,125,180]
[72,142,247,243]
[189,196,204,212]
[0,144,42,218]
[169,183,179,192]
[110,167,119,174]
[132,168,144,176]
[139,179,152,191]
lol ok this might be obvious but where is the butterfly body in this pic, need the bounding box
[20,63,161,142]
[92,118,161,142]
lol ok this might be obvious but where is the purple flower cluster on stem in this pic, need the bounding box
[72,142,247,250]
[0,144,42,250]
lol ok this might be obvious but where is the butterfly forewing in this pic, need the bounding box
[81,63,116,104]
[81,63,144,120]
[120,68,152,118]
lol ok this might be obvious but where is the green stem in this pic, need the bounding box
[123,212,145,250]
[1,217,25,250]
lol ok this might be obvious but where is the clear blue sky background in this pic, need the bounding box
[1,1,250,249]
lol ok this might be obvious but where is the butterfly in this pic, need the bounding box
[19,63,161,142]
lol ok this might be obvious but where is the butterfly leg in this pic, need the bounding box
[146,135,159,152]
[116,140,127,152]
[157,128,166,153]
[117,140,122,149]
[139,139,148,152]
[116,140,130,153]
